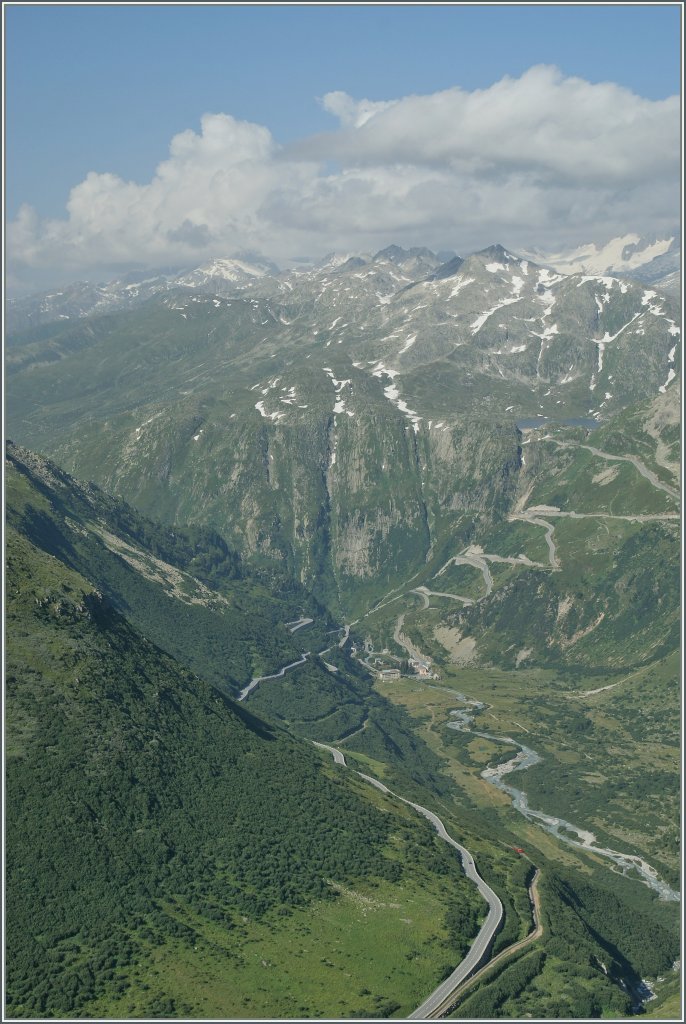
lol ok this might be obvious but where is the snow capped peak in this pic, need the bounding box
[464,245,535,276]
[207,258,266,278]
[471,243,520,263]
[175,256,277,285]
[521,234,677,278]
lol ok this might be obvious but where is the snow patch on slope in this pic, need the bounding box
[471,296,522,334]
[398,334,417,355]
[382,383,422,432]
[255,401,285,421]
[449,276,474,298]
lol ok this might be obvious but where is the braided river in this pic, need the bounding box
[446,692,679,903]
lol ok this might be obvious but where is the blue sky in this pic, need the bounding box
[6,3,681,219]
[5,3,682,289]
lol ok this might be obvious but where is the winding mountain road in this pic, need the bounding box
[312,741,503,1019]
[413,585,474,605]
[286,616,314,633]
[547,439,680,500]
[422,869,542,1019]
[512,508,678,523]
[435,551,494,595]
[237,652,309,702]
[244,413,681,1008]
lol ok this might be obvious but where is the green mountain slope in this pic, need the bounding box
[5,242,681,1019]
[5,440,328,693]
[6,246,678,615]
[323,359,680,1017]
[6,492,485,1018]
[431,387,681,672]
[5,441,445,793]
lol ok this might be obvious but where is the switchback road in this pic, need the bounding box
[237,653,309,702]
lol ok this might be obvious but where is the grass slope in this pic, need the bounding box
[6,522,486,1018]
[6,441,324,694]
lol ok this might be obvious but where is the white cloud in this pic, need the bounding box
[8,66,680,290]
[319,90,395,128]
[314,66,678,185]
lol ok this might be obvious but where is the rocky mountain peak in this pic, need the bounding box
[427,255,465,281]
[373,244,437,265]
[472,243,517,261]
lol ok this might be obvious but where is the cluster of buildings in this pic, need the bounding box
[378,667,401,680]
[378,658,439,681]
[351,640,440,681]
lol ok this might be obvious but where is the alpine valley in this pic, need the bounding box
[5,240,682,1019]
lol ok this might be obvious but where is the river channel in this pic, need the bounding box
[446,693,680,903]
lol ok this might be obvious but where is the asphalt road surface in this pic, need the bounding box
[312,741,503,1020]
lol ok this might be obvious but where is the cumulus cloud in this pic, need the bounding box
[8,66,680,290]
[313,66,679,185]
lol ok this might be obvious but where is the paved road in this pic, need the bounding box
[508,513,559,569]
[312,740,346,765]
[413,585,474,606]
[424,869,542,1018]
[409,837,502,1020]
[237,652,309,702]
[549,439,680,500]
[286,616,314,633]
[312,742,503,1020]
[511,508,679,523]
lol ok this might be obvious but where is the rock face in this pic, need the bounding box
[6,244,680,615]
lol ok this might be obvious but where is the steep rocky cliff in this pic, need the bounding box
[6,245,679,616]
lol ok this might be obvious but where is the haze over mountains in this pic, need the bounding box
[6,232,679,332]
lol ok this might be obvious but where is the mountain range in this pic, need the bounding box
[6,241,680,616]
[6,232,679,335]
[7,441,486,1018]
[520,232,680,287]
[5,232,682,1018]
